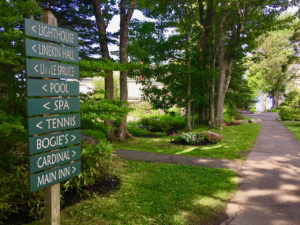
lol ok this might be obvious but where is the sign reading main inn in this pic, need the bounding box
[25,18,81,192]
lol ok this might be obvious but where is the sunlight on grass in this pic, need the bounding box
[27,160,237,225]
[112,123,260,160]
[201,143,225,150]
[175,146,198,154]
[282,121,300,143]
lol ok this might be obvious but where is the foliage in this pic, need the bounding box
[80,90,129,132]
[247,27,294,108]
[63,140,115,193]
[0,142,44,223]
[223,108,245,123]
[112,123,260,160]
[81,129,106,140]
[280,90,300,108]
[0,110,27,153]
[126,122,151,137]
[172,131,222,145]
[139,115,185,132]
[279,106,300,121]
[28,160,237,225]
[0,0,40,115]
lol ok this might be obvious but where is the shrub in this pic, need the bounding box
[172,131,222,145]
[63,140,115,193]
[279,106,300,121]
[127,122,151,137]
[139,115,185,132]
[0,143,44,223]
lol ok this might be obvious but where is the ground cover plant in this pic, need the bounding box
[282,121,300,143]
[112,123,260,160]
[27,160,237,225]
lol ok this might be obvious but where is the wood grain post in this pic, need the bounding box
[41,11,60,225]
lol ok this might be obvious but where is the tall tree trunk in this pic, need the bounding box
[208,0,216,129]
[216,11,227,126]
[118,0,136,141]
[92,0,115,141]
[262,92,267,112]
[186,32,192,131]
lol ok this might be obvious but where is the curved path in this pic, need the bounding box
[115,149,241,171]
[221,113,300,225]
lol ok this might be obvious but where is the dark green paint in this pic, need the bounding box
[26,59,79,79]
[28,113,80,135]
[29,129,81,154]
[25,39,78,63]
[27,97,80,116]
[25,18,78,46]
[27,79,79,97]
[29,145,81,174]
[30,161,81,192]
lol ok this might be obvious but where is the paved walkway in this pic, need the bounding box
[115,149,242,171]
[221,113,300,225]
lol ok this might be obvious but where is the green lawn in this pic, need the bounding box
[282,121,300,142]
[27,160,237,225]
[112,123,260,160]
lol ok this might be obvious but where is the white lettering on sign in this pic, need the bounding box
[37,63,75,77]
[36,134,69,150]
[36,43,75,60]
[45,116,76,129]
[37,171,57,187]
[54,100,70,110]
[49,82,69,94]
[37,150,71,168]
[58,167,71,179]
[37,24,75,44]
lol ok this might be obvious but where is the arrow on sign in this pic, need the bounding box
[31,25,36,33]
[71,135,76,142]
[43,102,50,110]
[32,44,37,53]
[34,64,38,73]
[36,121,43,130]
[72,150,76,157]
[42,84,48,92]
[72,166,76,173]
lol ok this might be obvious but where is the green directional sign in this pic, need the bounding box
[29,129,81,154]
[27,79,79,97]
[27,97,80,116]
[28,113,80,135]
[26,59,79,79]
[29,145,81,174]
[30,161,81,192]
[25,39,78,63]
[25,18,78,46]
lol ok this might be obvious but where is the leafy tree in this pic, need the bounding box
[247,28,294,109]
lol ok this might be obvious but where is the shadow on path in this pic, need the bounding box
[221,112,300,225]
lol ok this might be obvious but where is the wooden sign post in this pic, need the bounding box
[25,11,80,225]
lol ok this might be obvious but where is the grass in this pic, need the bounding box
[27,160,237,225]
[282,121,300,143]
[112,123,260,160]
